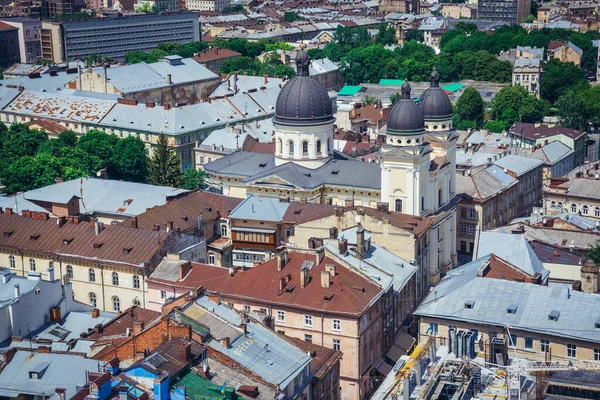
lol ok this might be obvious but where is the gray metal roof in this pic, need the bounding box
[0,71,77,93]
[562,178,600,200]
[229,195,291,221]
[23,177,186,217]
[212,76,283,97]
[0,272,39,309]
[538,141,574,164]
[476,231,550,282]
[514,58,542,68]
[516,46,544,59]
[415,255,600,344]
[32,311,114,342]
[0,350,104,399]
[457,166,517,200]
[493,154,544,177]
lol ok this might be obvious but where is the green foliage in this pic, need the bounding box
[523,14,536,23]
[58,130,78,147]
[149,134,181,187]
[86,54,113,66]
[135,2,158,12]
[182,169,206,190]
[110,136,148,182]
[556,91,588,130]
[390,92,401,105]
[541,59,589,104]
[530,0,538,17]
[125,41,208,64]
[284,11,301,22]
[52,10,93,19]
[375,24,397,45]
[364,95,381,106]
[588,241,600,265]
[405,29,424,42]
[264,41,294,52]
[455,87,485,127]
[486,85,545,131]
[484,119,511,133]
[222,4,244,13]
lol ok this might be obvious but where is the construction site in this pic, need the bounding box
[372,335,600,400]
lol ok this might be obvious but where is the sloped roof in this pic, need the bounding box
[229,195,290,221]
[147,260,230,290]
[493,154,544,177]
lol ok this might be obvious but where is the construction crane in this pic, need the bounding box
[390,335,433,399]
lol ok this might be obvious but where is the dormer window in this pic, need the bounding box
[93,242,103,249]
[464,300,475,309]
[548,310,560,321]
[4,231,14,237]
[30,233,41,240]
[123,247,133,254]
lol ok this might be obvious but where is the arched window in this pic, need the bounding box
[327,138,331,153]
[583,205,589,215]
[595,207,600,217]
[221,224,228,237]
[89,292,97,308]
[133,275,140,289]
[112,272,119,286]
[558,202,563,208]
[89,268,96,282]
[8,255,15,269]
[112,296,120,312]
[395,199,403,213]
[302,141,309,157]
[288,140,295,155]
[29,258,36,271]
[550,201,556,207]
[571,203,577,213]
[277,138,282,154]
[66,265,73,279]
[316,140,322,155]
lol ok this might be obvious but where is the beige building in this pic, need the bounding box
[548,40,583,66]
[415,255,600,364]
[184,0,230,11]
[512,57,543,98]
[544,176,600,219]
[439,3,477,19]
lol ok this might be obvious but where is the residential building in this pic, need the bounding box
[544,176,600,219]
[65,56,220,106]
[135,0,179,11]
[204,60,459,283]
[477,0,531,24]
[512,57,543,98]
[185,0,230,11]
[528,141,575,187]
[379,0,419,14]
[548,40,583,66]
[0,18,41,63]
[193,47,242,74]
[40,13,200,63]
[414,255,600,363]
[0,210,179,312]
[509,122,586,166]
[0,22,19,68]
[300,56,343,92]
[493,154,544,216]
[439,3,477,19]
[339,103,391,135]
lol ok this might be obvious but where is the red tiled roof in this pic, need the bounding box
[548,40,567,50]
[215,250,383,315]
[349,105,391,124]
[85,306,161,340]
[127,191,242,233]
[286,336,342,379]
[248,142,275,154]
[341,141,374,155]
[25,118,67,134]
[0,213,171,267]
[282,202,339,224]
[193,47,242,63]
[0,22,17,30]
[147,262,231,291]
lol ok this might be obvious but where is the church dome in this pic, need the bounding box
[419,70,453,121]
[274,50,333,126]
[387,82,425,135]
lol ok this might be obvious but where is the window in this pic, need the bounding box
[571,203,577,213]
[277,138,282,154]
[112,296,120,312]
[302,141,309,157]
[66,265,73,279]
[208,253,215,265]
[594,348,600,361]
[595,207,600,217]
[160,290,167,299]
[524,337,533,350]
[469,225,476,236]
[304,314,313,327]
[509,334,517,347]
[133,275,140,289]
[461,224,467,235]
[276,310,285,323]
[540,339,550,353]
[333,339,341,351]
[89,268,96,282]
[89,292,97,308]
[332,319,341,332]
[583,205,589,215]
[421,196,425,211]
[469,209,476,219]
[9,255,15,268]
[438,188,443,206]
[243,305,251,313]
[112,272,119,286]
[567,344,576,358]
[288,140,295,155]
[221,224,228,237]
[362,314,367,328]
[316,140,322,155]
[395,199,402,213]
[305,334,312,343]
[29,258,36,271]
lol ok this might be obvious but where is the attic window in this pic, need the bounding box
[294,210,301,214]
[93,242,104,249]
[123,199,133,206]
[259,163,267,167]
[506,305,518,314]
[324,293,334,301]
[595,320,600,329]
[30,233,41,240]
[3,231,14,237]
[548,310,560,321]
[181,216,189,221]
[331,170,339,175]
[464,300,475,309]
[63,238,74,245]
[123,247,133,254]
[285,284,296,292]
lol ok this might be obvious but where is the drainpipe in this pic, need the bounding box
[100,264,106,311]
[321,312,325,346]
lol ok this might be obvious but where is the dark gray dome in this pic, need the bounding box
[387,82,424,135]
[274,50,333,126]
[419,70,453,120]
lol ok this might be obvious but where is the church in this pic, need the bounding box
[204,50,458,283]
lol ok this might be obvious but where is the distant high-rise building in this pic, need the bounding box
[477,0,531,24]
[41,12,200,62]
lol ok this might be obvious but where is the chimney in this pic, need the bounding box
[164,104,171,110]
[241,323,247,335]
[325,264,336,277]
[77,65,82,90]
[221,337,230,348]
[1,348,17,364]
[300,268,309,288]
[152,224,160,231]
[37,346,51,354]
[338,239,348,255]
[278,277,285,291]
[167,74,172,85]
[315,248,324,265]
[132,320,144,335]
[57,216,67,228]
[0,270,10,284]
[49,306,61,322]
[233,72,238,93]
[263,74,268,85]
[320,271,330,288]
[5,208,12,215]
[95,323,103,334]
[277,250,288,271]
[166,221,174,232]
[103,65,108,94]
[572,280,582,291]
[55,177,64,184]
[13,284,20,299]
[180,343,192,362]
[131,217,138,229]
[94,220,104,235]
[48,266,55,282]
[91,308,100,318]
[553,249,560,257]
[356,223,365,257]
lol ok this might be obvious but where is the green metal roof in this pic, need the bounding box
[441,83,464,92]
[175,370,237,400]
[338,85,363,96]
[379,79,405,85]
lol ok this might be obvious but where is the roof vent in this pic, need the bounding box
[464,300,475,309]
[30,233,41,240]
[506,304,518,314]
[331,170,339,175]
[93,242,104,249]
[4,231,14,237]
[548,310,560,321]
[284,284,296,293]
[63,238,74,245]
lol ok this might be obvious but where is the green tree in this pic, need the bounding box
[588,240,600,265]
[390,92,401,105]
[375,24,396,45]
[580,85,600,125]
[2,124,48,160]
[523,14,536,23]
[264,41,294,52]
[182,169,206,190]
[541,59,589,103]
[490,85,528,120]
[110,136,148,182]
[284,11,301,22]
[78,129,119,165]
[405,29,424,42]
[135,2,158,12]
[455,87,485,127]
[222,4,244,13]
[149,134,181,186]
[557,91,588,129]
[220,56,261,75]
[58,130,78,147]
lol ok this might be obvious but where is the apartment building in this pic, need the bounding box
[477,0,531,24]
[439,3,477,19]
[494,154,544,216]
[0,22,19,68]
[185,0,230,11]
[548,40,583,66]
[0,17,41,63]
[193,47,241,73]
[544,176,600,220]
[512,57,543,98]
[40,12,200,62]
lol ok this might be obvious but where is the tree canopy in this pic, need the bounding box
[455,87,485,128]
[149,134,182,187]
[485,85,546,132]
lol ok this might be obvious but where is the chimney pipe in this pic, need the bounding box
[48,266,55,282]
[167,74,172,85]
[94,220,104,235]
[13,284,20,299]
[320,271,330,288]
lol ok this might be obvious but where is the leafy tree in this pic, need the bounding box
[264,41,294,52]
[284,11,301,22]
[580,85,600,125]
[78,129,119,165]
[58,130,78,147]
[134,2,158,12]
[484,119,511,133]
[490,85,528,120]
[390,92,401,105]
[222,4,244,13]
[541,59,589,103]
[220,56,261,75]
[307,48,326,60]
[182,169,206,190]
[375,24,396,45]
[405,29,424,42]
[272,64,296,78]
[530,0,538,17]
[110,136,148,182]
[364,95,380,106]
[2,124,48,160]
[588,240,600,265]
[454,21,478,33]
[523,14,536,23]
[557,91,588,129]
[149,134,181,186]
[455,87,485,127]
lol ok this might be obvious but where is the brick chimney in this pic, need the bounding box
[320,271,330,288]
[130,217,138,229]
[338,239,348,255]
[180,261,192,280]
[132,320,145,335]
[180,343,192,362]
[277,250,288,271]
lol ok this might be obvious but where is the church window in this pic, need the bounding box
[289,141,295,155]
[316,140,322,155]
[397,139,401,144]
[439,189,443,206]
[421,196,425,211]
[416,138,419,143]
[277,138,282,154]
[407,139,411,144]
[395,199,402,213]
[302,141,309,157]
[327,138,331,153]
